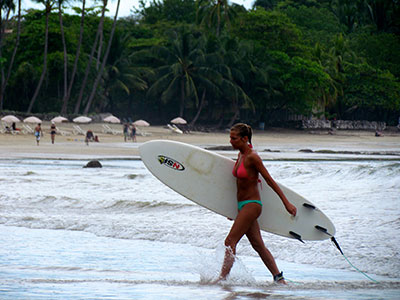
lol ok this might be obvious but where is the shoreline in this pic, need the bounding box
[1,122,399,161]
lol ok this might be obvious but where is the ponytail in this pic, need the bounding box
[231,123,253,146]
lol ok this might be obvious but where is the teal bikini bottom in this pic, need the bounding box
[238,200,263,211]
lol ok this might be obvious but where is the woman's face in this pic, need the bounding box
[230,129,247,149]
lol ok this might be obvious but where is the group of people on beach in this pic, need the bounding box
[123,123,137,142]
[33,122,57,146]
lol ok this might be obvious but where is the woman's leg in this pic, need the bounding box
[246,221,284,282]
[219,203,261,279]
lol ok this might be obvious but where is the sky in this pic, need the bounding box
[22,0,254,18]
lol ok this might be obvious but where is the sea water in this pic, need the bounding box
[0,157,399,299]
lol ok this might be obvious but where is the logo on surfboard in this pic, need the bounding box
[158,155,185,171]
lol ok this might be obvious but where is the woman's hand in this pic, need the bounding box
[285,202,297,216]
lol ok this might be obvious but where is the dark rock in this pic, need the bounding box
[299,149,314,153]
[84,160,102,168]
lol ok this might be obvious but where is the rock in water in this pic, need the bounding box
[84,160,102,168]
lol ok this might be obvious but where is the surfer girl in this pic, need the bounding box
[217,123,297,284]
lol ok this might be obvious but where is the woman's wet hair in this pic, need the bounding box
[231,123,252,145]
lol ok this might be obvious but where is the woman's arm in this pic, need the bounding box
[250,154,297,216]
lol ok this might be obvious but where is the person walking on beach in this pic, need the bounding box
[34,123,43,146]
[131,124,137,142]
[50,122,56,144]
[123,123,129,142]
[217,123,297,284]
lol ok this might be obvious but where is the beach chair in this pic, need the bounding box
[102,124,122,135]
[136,127,152,136]
[167,124,183,134]
[57,127,71,136]
[1,122,20,135]
[73,125,85,135]
[22,124,34,134]
[102,124,113,134]
[0,122,6,134]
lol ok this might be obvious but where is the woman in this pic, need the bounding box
[50,122,57,144]
[131,124,137,142]
[218,123,297,284]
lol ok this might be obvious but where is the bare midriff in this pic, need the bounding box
[236,177,260,202]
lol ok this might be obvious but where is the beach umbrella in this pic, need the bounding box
[51,116,68,123]
[170,117,187,125]
[103,115,121,124]
[1,115,20,123]
[23,116,42,123]
[133,119,150,127]
[73,116,92,123]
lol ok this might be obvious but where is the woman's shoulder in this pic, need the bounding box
[247,150,261,163]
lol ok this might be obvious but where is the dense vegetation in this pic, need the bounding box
[1,0,399,127]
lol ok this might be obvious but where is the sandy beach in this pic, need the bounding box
[1,123,400,300]
[1,121,399,160]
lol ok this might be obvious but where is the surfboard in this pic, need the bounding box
[139,140,336,242]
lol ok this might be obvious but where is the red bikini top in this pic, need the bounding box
[232,153,258,180]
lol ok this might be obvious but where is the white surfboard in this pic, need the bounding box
[139,140,335,241]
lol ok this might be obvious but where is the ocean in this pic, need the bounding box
[1,153,399,299]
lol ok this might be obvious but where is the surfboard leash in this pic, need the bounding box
[307,208,379,283]
[316,225,379,283]
[329,236,379,283]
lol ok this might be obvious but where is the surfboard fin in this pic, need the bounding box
[315,225,332,236]
[303,203,316,209]
[289,231,305,243]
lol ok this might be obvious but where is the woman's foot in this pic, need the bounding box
[273,271,287,284]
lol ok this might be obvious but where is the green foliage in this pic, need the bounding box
[282,5,346,46]
[343,63,400,111]
[232,8,302,55]
[349,29,400,77]
[269,51,331,113]
[1,0,399,124]
[135,0,196,24]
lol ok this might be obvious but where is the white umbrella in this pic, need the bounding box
[133,119,150,127]
[103,115,121,124]
[51,116,68,123]
[73,116,92,123]
[1,115,20,123]
[170,117,187,125]
[23,116,42,123]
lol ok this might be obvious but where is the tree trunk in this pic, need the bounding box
[96,1,106,70]
[27,3,51,113]
[74,1,106,114]
[189,89,206,127]
[179,78,185,117]
[0,0,21,110]
[61,0,85,114]
[58,2,68,104]
[83,0,120,115]
[227,102,239,128]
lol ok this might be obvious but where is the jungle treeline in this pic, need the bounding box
[1,0,399,127]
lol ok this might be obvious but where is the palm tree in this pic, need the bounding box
[0,0,21,110]
[83,0,121,115]
[57,0,68,109]
[312,42,343,118]
[60,0,86,114]
[216,36,253,127]
[27,0,56,113]
[147,27,219,118]
[197,0,241,37]
[97,33,151,112]
[74,0,108,114]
